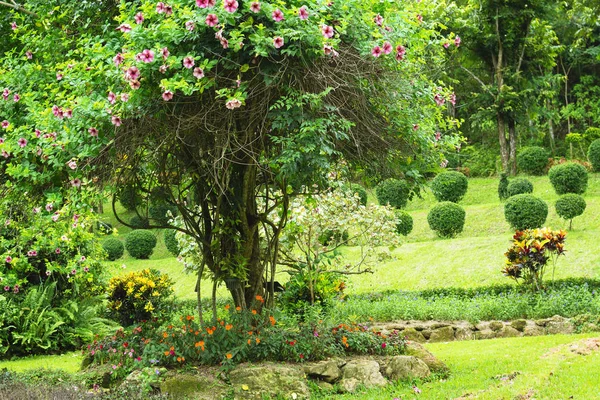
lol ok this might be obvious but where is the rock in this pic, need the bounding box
[421,329,432,340]
[496,326,521,338]
[122,370,143,386]
[401,328,426,343]
[489,321,504,331]
[304,359,343,383]
[474,329,496,340]
[404,342,449,375]
[535,318,549,327]
[316,381,335,391]
[475,322,489,331]
[429,326,455,342]
[229,364,310,400]
[384,356,430,381]
[546,318,574,335]
[454,327,474,341]
[511,319,527,332]
[430,322,451,329]
[161,373,228,400]
[339,360,387,393]
[523,324,545,337]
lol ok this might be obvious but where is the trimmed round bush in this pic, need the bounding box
[125,230,157,259]
[149,203,178,224]
[548,162,588,195]
[504,194,548,230]
[395,210,413,236]
[102,238,124,261]
[516,146,549,175]
[588,139,600,172]
[430,171,468,203]
[118,184,141,211]
[130,215,150,229]
[506,178,533,197]
[376,178,410,209]
[498,173,510,201]
[345,183,368,206]
[164,229,180,256]
[555,194,586,229]
[427,202,466,238]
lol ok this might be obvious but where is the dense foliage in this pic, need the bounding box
[394,210,414,236]
[345,183,368,206]
[516,147,549,176]
[163,229,180,256]
[555,194,586,229]
[375,178,410,209]
[498,173,510,201]
[102,238,124,261]
[504,194,548,230]
[427,201,465,238]
[548,162,589,195]
[430,171,468,203]
[588,139,600,172]
[506,178,534,197]
[125,230,157,260]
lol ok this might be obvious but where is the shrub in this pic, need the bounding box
[149,203,178,224]
[107,269,173,326]
[163,229,180,256]
[430,171,468,203]
[427,202,466,238]
[318,230,349,246]
[498,173,510,200]
[279,272,346,319]
[345,183,368,206]
[375,178,410,209]
[96,221,113,235]
[125,230,157,259]
[118,185,141,211]
[102,238,124,261]
[548,162,588,195]
[506,177,533,197]
[395,210,413,236]
[516,146,549,175]
[504,194,548,230]
[588,139,600,172]
[555,194,586,229]
[130,215,150,229]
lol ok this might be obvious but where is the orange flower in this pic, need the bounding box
[162,332,168,338]
[225,304,230,310]
[194,330,199,335]
[255,295,264,303]
[342,336,348,348]
[251,309,257,315]
[164,350,170,356]
[170,346,174,351]
[177,357,182,362]
[207,327,215,335]
[226,353,232,359]
[225,324,233,331]
[235,306,241,311]
[186,315,193,321]
[220,320,225,326]
[269,316,276,326]
[247,339,252,345]
[195,341,205,351]
[255,338,261,344]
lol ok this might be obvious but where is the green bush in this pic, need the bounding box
[555,194,586,229]
[125,230,157,259]
[279,272,346,319]
[149,203,178,224]
[163,229,180,256]
[548,162,588,195]
[118,185,141,211]
[102,238,124,261]
[430,171,468,203]
[394,210,413,236]
[506,177,533,197]
[375,178,410,209]
[427,202,466,238]
[504,194,548,230]
[516,146,549,175]
[345,183,368,206]
[96,221,113,235]
[130,215,150,229]
[498,173,510,200]
[588,139,600,172]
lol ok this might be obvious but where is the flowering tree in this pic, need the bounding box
[1,0,459,311]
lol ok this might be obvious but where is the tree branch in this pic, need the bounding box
[459,65,494,96]
[0,1,38,17]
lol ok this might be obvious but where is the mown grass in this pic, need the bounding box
[0,352,81,373]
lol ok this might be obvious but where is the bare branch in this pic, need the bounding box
[0,1,38,17]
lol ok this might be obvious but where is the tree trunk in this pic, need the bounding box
[498,113,509,172]
[508,118,517,175]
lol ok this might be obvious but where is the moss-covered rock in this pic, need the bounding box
[229,363,310,400]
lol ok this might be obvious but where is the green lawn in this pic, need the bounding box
[0,352,82,373]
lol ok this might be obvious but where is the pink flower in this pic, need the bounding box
[206,14,218,27]
[34,129,41,138]
[273,36,284,49]
[413,124,419,131]
[139,49,155,63]
[185,21,195,31]
[2,89,9,100]
[88,127,98,137]
[183,56,195,69]
[196,0,210,7]
[435,131,442,141]
[455,35,461,47]
[67,160,77,170]
[223,0,238,13]
[161,47,170,60]
[27,250,38,257]
[440,159,448,168]
[116,24,132,33]
[413,385,422,394]
[272,9,284,22]
[382,41,392,54]
[3,286,8,291]
[26,51,33,59]
[381,342,387,349]
[322,25,334,38]
[443,42,450,49]
[13,286,19,294]
[220,39,229,49]
[225,98,242,109]
[64,109,73,118]
[250,1,260,12]
[71,178,82,187]
[1,150,9,158]
[5,256,12,263]
[162,90,174,101]
[108,92,117,104]
[159,65,168,73]
[193,67,204,79]
[125,66,140,81]
[111,116,122,126]
[450,93,456,106]
[298,6,309,20]
[135,12,144,24]
[1,120,9,129]
[371,46,383,58]
[113,53,124,66]
[46,271,51,276]
[84,267,90,272]
[71,269,77,275]
[434,94,445,106]
[0,138,3,144]
[11,22,17,30]
[33,207,41,213]
[396,45,406,61]
[374,14,384,26]
[121,93,130,102]
[55,248,61,254]
[156,2,167,13]
[17,138,27,148]
[129,80,141,90]
[417,14,423,23]
[45,203,53,212]
[56,73,63,80]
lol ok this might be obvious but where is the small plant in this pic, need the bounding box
[588,139,600,172]
[503,228,566,291]
[516,146,549,175]
[427,202,466,238]
[555,194,586,229]
[430,171,468,203]
[102,238,124,261]
[504,194,548,230]
[506,177,533,197]
[394,210,413,236]
[130,215,150,229]
[375,178,410,209]
[125,230,157,259]
[96,221,113,235]
[344,183,368,206]
[498,173,510,201]
[548,162,588,195]
[107,269,174,326]
[279,272,346,318]
[163,229,180,256]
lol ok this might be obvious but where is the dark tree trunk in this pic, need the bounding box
[508,118,517,176]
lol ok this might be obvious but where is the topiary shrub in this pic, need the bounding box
[375,178,410,209]
[102,238,124,261]
[130,215,150,229]
[430,171,468,203]
[163,229,180,256]
[548,162,588,195]
[588,139,600,172]
[555,194,586,229]
[345,183,368,206]
[118,184,141,211]
[498,173,510,201]
[427,202,466,238]
[506,178,533,197]
[395,210,413,236]
[516,146,549,175]
[125,230,157,259]
[504,194,548,230]
[149,203,178,224]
